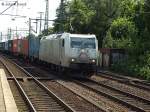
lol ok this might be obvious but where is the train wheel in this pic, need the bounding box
[85,71,95,77]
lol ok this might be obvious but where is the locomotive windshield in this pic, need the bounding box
[71,37,96,49]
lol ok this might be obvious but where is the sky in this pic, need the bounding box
[0,0,60,39]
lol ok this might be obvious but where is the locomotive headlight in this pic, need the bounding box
[92,59,96,63]
[71,58,75,62]
[81,49,85,53]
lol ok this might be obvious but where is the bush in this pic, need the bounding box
[111,57,150,81]
[139,66,150,80]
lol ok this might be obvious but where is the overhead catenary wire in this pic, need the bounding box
[1,13,26,18]
[0,1,17,15]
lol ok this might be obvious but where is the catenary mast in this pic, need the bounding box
[44,0,49,31]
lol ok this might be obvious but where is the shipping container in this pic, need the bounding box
[17,39,22,54]
[29,37,40,59]
[12,39,20,55]
[8,40,13,53]
[100,48,125,68]
[20,39,29,56]
[0,42,5,51]
[4,41,8,51]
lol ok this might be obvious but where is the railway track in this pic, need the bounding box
[41,80,104,112]
[11,57,134,112]
[8,80,30,111]
[98,71,150,91]
[56,79,132,112]
[91,75,150,102]
[0,55,105,112]
[0,57,75,112]
[1,54,150,112]
[73,78,150,112]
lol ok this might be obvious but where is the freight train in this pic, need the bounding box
[0,33,99,77]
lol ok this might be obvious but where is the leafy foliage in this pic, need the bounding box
[144,0,150,33]
[53,0,68,32]
[68,0,95,33]
[119,0,136,18]
[103,0,150,80]
[102,31,113,48]
[103,17,136,50]
[53,0,120,47]
[110,18,136,39]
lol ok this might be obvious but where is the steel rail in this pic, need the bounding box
[88,79,150,104]
[4,55,107,112]
[3,54,149,112]
[99,71,150,84]
[56,80,107,112]
[0,58,37,112]
[98,71,150,91]
[5,56,107,112]
[73,79,149,112]
[7,77,54,80]
[6,57,76,112]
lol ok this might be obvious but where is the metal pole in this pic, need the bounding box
[29,18,31,37]
[0,32,2,42]
[9,28,12,40]
[44,0,49,31]
[39,12,44,33]
[47,0,49,30]
[60,0,64,32]
[7,28,9,40]
[16,26,17,38]
[35,19,38,33]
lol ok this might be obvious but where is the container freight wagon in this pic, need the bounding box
[8,40,13,53]
[0,42,5,51]
[17,39,22,55]
[20,39,29,57]
[4,41,8,52]
[100,48,126,68]
[29,37,41,59]
[13,39,21,55]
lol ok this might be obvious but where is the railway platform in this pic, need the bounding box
[0,69,18,112]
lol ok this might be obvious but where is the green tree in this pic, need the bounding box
[102,31,113,48]
[144,0,150,33]
[134,1,145,33]
[119,0,136,18]
[104,17,137,50]
[68,0,95,33]
[53,0,68,32]
[110,18,136,39]
[54,0,120,47]
[84,0,120,47]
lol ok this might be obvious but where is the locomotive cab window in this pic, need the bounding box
[71,37,96,49]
